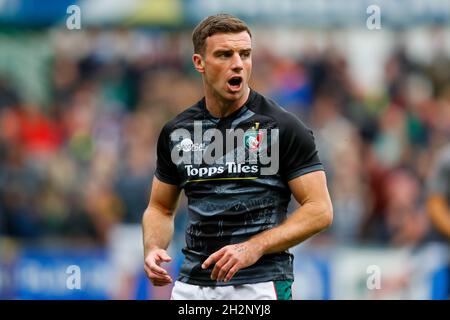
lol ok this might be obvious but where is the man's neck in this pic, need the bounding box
[204,86,250,118]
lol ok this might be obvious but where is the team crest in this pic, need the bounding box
[244,122,262,152]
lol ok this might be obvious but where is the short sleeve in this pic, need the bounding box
[279,114,323,181]
[155,124,181,185]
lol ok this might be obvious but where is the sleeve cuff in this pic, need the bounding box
[285,163,324,182]
[155,170,180,186]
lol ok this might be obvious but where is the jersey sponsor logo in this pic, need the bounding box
[244,122,263,152]
[184,162,258,178]
[176,138,206,152]
[170,121,279,176]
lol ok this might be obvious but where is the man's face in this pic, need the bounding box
[194,31,252,102]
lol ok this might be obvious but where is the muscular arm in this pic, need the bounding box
[143,176,181,254]
[427,195,450,240]
[249,170,333,254]
[203,170,333,282]
[142,176,181,286]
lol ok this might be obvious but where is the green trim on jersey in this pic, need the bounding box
[274,280,293,300]
[186,177,258,183]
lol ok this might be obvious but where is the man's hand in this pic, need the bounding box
[201,241,263,283]
[144,248,173,286]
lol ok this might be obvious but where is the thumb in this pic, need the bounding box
[157,250,172,263]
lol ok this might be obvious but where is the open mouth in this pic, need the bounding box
[227,76,243,91]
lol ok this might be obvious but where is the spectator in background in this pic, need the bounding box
[426,142,450,298]
[385,168,428,246]
[310,92,366,245]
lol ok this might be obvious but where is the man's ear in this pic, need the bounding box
[193,54,205,73]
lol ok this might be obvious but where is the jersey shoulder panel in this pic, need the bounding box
[163,99,204,131]
[155,99,204,185]
[248,90,324,181]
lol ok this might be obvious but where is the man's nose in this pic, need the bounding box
[230,53,244,71]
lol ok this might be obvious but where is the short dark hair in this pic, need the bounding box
[192,14,252,56]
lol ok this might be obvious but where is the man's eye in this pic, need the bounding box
[241,52,251,58]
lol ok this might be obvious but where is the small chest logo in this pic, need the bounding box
[176,138,205,152]
[244,122,262,152]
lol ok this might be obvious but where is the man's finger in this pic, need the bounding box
[144,264,172,282]
[151,278,173,286]
[149,268,172,281]
[202,249,225,269]
[210,253,233,280]
[157,251,172,263]
[154,275,172,283]
[150,263,169,276]
[148,251,172,275]
[216,259,235,281]
[224,265,240,283]
[210,257,225,280]
[145,259,169,276]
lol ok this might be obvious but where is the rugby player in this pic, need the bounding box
[142,14,333,300]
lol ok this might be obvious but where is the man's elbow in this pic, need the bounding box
[144,203,175,219]
[317,202,333,231]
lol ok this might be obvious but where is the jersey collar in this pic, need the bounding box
[201,88,257,123]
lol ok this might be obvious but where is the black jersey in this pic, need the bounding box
[155,89,324,286]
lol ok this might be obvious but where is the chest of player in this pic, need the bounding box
[169,117,279,184]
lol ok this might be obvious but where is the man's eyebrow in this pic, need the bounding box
[213,48,252,54]
[213,49,233,54]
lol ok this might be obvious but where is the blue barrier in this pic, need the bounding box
[12,247,111,299]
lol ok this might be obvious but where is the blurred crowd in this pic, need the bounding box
[0,27,449,249]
